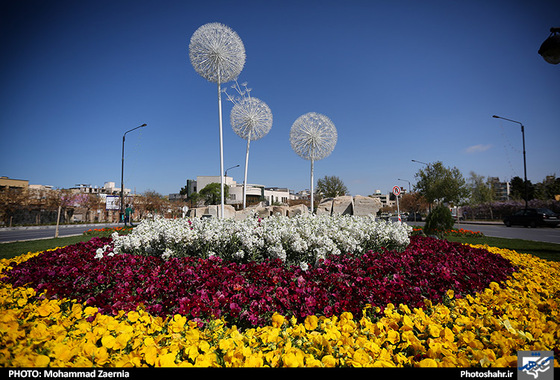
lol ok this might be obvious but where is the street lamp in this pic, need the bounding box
[398,178,411,193]
[121,123,147,218]
[538,27,560,65]
[225,164,239,177]
[411,159,428,166]
[492,115,528,209]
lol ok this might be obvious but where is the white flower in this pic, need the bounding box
[94,248,104,259]
[162,248,174,260]
[108,214,412,266]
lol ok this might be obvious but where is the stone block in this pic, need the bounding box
[331,196,353,215]
[288,203,309,217]
[316,198,333,215]
[353,195,382,217]
[272,206,289,216]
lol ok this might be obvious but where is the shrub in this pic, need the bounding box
[423,204,454,238]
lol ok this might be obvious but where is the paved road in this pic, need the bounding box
[0,223,122,243]
[405,220,560,244]
[2,220,559,245]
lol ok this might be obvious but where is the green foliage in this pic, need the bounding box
[199,183,230,205]
[316,175,348,198]
[423,204,455,238]
[414,161,469,204]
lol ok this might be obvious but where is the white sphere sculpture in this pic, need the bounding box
[189,22,246,84]
[290,112,337,161]
[227,83,273,208]
[189,22,246,217]
[290,112,337,213]
[230,97,273,141]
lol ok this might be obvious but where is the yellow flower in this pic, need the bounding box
[428,324,441,338]
[157,351,178,367]
[417,358,438,367]
[282,350,304,367]
[113,332,132,350]
[169,314,187,333]
[386,330,400,345]
[271,313,285,328]
[321,354,337,367]
[101,334,116,349]
[304,315,318,331]
[33,354,50,367]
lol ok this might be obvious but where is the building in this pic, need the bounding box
[487,177,510,201]
[369,188,408,208]
[69,182,130,196]
[179,176,291,208]
[0,176,29,192]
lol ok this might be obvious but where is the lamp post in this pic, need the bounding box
[411,159,428,166]
[492,115,528,209]
[225,164,239,178]
[398,178,411,193]
[121,123,147,217]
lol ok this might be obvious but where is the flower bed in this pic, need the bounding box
[0,219,559,367]
[2,236,514,330]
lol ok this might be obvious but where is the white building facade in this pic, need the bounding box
[193,176,290,208]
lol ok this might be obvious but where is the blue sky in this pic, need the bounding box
[1,0,559,197]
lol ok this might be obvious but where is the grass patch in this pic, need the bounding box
[0,235,94,260]
[445,235,560,262]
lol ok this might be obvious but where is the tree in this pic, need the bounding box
[141,190,167,217]
[468,172,496,219]
[534,175,560,200]
[400,192,429,214]
[316,176,348,199]
[423,203,454,238]
[510,176,534,202]
[414,161,469,205]
[468,172,494,205]
[199,183,230,205]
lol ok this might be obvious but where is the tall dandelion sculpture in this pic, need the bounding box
[225,82,273,209]
[189,22,246,217]
[290,112,337,212]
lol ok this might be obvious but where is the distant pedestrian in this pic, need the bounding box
[124,204,135,227]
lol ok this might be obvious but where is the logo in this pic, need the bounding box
[518,351,554,380]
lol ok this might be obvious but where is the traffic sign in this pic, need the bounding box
[392,186,401,196]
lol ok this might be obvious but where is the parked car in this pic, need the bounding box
[503,208,559,228]
[407,212,423,222]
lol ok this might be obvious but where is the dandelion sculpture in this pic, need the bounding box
[226,82,273,209]
[290,112,337,212]
[189,22,246,217]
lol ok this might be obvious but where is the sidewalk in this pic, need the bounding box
[0,222,121,231]
[457,220,503,225]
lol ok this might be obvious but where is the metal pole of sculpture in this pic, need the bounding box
[189,23,246,217]
[290,112,337,213]
[226,82,273,208]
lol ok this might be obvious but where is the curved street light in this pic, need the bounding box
[121,123,147,216]
[492,115,528,209]
[225,164,239,177]
[398,178,411,193]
